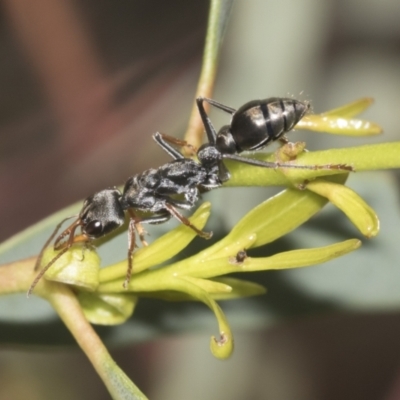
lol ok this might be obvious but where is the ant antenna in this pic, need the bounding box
[28,217,81,297]
[34,216,77,271]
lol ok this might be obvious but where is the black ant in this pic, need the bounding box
[28,139,221,296]
[156,97,353,184]
[29,97,352,296]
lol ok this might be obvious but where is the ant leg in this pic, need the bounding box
[125,210,148,288]
[167,197,197,210]
[279,135,289,145]
[201,97,236,114]
[125,217,137,289]
[124,210,172,288]
[135,222,148,247]
[223,153,353,172]
[196,97,220,145]
[153,132,185,160]
[164,203,213,239]
[154,132,198,157]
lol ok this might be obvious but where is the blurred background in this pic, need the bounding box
[1,0,400,399]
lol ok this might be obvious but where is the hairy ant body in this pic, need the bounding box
[29,97,352,296]
[29,139,220,296]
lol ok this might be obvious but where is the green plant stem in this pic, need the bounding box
[0,257,36,294]
[46,283,147,400]
[226,142,400,186]
[0,258,146,399]
[184,0,233,148]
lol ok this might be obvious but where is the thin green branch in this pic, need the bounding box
[47,283,147,400]
[184,0,234,148]
[226,142,400,187]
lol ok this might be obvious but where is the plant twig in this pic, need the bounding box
[184,0,234,148]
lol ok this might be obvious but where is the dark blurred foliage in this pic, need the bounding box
[0,0,208,242]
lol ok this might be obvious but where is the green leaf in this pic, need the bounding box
[306,179,379,238]
[98,202,211,283]
[298,115,382,136]
[321,97,375,117]
[296,98,382,136]
[211,277,266,299]
[179,276,233,294]
[170,277,234,359]
[0,202,81,259]
[41,246,100,291]
[217,185,334,249]
[241,239,361,271]
[78,292,138,325]
[225,142,400,187]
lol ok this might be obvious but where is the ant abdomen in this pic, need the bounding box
[229,98,310,152]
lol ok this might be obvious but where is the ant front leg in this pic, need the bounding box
[153,132,185,160]
[153,132,198,157]
[153,131,199,160]
[124,210,172,288]
[125,210,149,289]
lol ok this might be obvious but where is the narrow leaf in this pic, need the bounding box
[170,278,234,359]
[238,239,361,272]
[297,115,382,136]
[98,202,211,283]
[320,97,374,117]
[306,179,379,237]
[211,277,266,299]
[180,275,232,294]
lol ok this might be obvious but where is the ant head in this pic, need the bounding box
[54,188,125,250]
[79,188,125,239]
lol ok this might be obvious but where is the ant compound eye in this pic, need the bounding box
[84,220,103,237]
